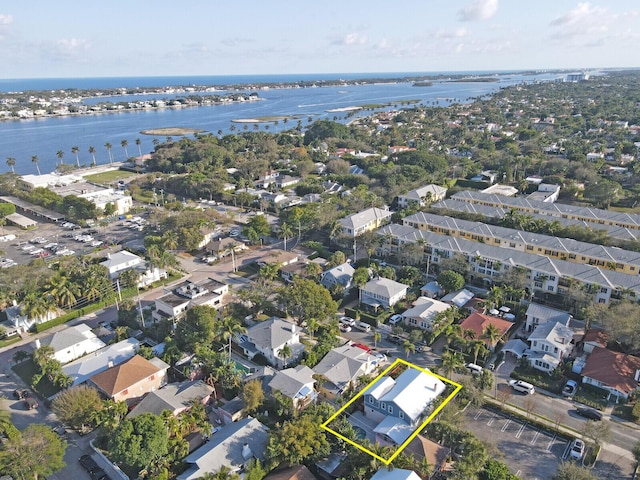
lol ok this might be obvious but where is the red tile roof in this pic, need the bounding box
[459,312,513,347]
[582,347,640,395]
[90,355,164,396]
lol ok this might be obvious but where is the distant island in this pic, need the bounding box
[140,127,206,136]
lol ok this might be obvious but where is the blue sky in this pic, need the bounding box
[1,1,639,78]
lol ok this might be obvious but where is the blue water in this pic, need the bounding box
[0,72,564,175]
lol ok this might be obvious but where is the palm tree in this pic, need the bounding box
[279,343,292,368]
[71,146,80,167]
[373,331,382,347]
[121,139,129,159]
[6,157,16,173]
[56,150,64,165]
[306,317,320,340]
[279,222,293,251]
[46,273,79,308]
[31,155,41,175]
[104,142,113,163]
[403,339,415,358]
[440,350,464,378]
[22,293,56,323]
[88,146,96,165]
[135,138,142,156]
[215,316,246,360]
[481,323,503,349]
[161,230,179,251]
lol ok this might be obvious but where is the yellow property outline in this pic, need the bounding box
[321,358,462,465]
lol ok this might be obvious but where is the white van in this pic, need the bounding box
[465,363,483,375]
[355,321,371,333]
[509,380,535,395]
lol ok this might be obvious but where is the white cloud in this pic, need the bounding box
[221,37,254,47]
[331,32,367,46]
[550,2,608,28]
[433,27,469,39]
[458,0,499,22]
[53,38,92,58]
[548,3,628,45]
[0,13,13,25]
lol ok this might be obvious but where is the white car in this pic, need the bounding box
[570,439,585,460]
[339,323,352,332]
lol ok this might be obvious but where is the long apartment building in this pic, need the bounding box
[432,199,640,242]
[449,191,640,232]
[403,212,640,275]
[376,223,640,304]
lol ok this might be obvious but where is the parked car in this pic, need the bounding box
[465,363,483,375]
[387,334,404,345]
[23,397,39,410]
[575,407,603,421]
[339,316,356,327]
[339,323,351,332]
[388,314,402,325]
[90,468,109,480]
[570,439,585,460]
[508,379,535,395]
[562,380,578,397]
[79,454,101,473]
[13,388,30,399]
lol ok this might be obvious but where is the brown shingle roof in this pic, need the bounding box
[582,347,640,395]
[90,355,163,396]
[583,328,608,347]
[265,465,317,480]
[459,312,513,347]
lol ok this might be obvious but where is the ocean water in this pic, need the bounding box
[0,71,564,175]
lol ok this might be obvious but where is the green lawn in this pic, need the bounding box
[83,169,137,184]
[0,337,21,349]
[12,359,62,398]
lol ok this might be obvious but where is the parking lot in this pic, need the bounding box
[465,406,571,479]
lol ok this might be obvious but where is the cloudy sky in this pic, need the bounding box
[2,0,638,78]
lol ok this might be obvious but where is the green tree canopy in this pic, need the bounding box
[51,384,104,430]
[280,278,337,324]
[109,413,169,469]
[437,270,465,293]
[265,415,330,469]
[175,305,216,352]
[242,379,265,415]
[0,424,67,479]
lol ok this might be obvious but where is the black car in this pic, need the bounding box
[13,388,30,399]
[387,334,404,345]
[80,454,101,473]
[90,468,109,480]
[23,397,38,410]
[575,407,603,421]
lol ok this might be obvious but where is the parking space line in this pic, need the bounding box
[487,413,496,426]
[515,470,522,477]
[530,429,541,445]
[501,418,512,432]
[474,409,483,420]
[546,434,557,452]
[515,421,527,438]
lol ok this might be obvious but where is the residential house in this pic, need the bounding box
[405,436,449,478]
[239,317,305,369]
[397,184,447,209]
[178,417,269,480]
[582,328,608,354]
[440,289,475,310]
[4,301,59,334]
[527,183,561,203]
[217,397,245,425]
[525,303,572,332]
[339,207,392,238]
[264,465,316,480]
[312,343,380,396]
[400,297,451,331]
[88,354,169,404]
[127,380,214,418]
[276,175,301,189]
[206,237,248,258]
[321,262,355,291]
[62,338,140,386]
[420,281,444,299]
[100,251,166,288]
[153,278,229,323]
[267,365,317,410]
[581,347,640,401]
[480,184,518,196]
[459,313,513,350]
[360,278,409,309]
[370,469,422,480]
[280,262,309,283]
[33,324,105,365]
[526,322,575,372]
[363,368,445,445]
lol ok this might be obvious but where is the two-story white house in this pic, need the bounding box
[360,278,409,309]
[153,278,229,323]
[239,317,305,369]
[363,368,446,445]
[397,184,447,209]
[100,251,166,288]
[312,343,380,397]
[399,297,451,331]
[524,303,572,333]
[33,324,105,365]
[527,321,575,372]
[320,262,356,291]
[267,365,317,410]
[339,207,392,238]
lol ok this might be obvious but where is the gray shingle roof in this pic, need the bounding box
[247,317,297,350]
[127,380,214,418]
[267,365,315,398]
